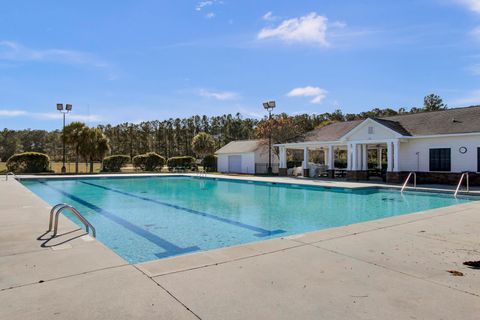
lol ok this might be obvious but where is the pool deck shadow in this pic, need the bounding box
[1,174,479,320]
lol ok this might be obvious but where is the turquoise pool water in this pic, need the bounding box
[22,176,475,263]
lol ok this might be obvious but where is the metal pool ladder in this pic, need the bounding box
[401,171,416,192]
[48,203,96,238]
[5,172,16,181]
[454,172,470,198]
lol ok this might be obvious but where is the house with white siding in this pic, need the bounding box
[274,106,480,184]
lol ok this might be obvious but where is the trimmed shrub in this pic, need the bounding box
[201,155,217,172]
[6,152,50,173]
[334,159,347,169]
[167,156,196,170]
[132,152,165,171]
[102,155,130,172]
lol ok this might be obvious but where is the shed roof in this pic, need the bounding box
[215,140,265,154]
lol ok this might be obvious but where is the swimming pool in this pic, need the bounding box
[21,176,475,263]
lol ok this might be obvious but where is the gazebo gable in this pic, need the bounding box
[339,118,405,142]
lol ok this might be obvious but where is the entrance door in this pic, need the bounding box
[228,155,242,173]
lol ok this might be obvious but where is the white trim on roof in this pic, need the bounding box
[338,118,406,141]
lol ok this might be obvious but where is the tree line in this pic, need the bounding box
[0,94,450,163]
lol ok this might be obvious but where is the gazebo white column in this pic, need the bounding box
[393,140,400,172]
[303,147,310,177]
[377,147,382,169]
[351,143,357,171]
[362,144,368,171]
[327,145,334,169]
[387,141,393,172]
[279,147,287,175]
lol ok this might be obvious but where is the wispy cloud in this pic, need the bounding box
[262,11,279,22]
[467,63,480,75]
[0,41,118,79]
[452,0,480,13]
[0,110,27,117]
[0,109,101,122]
[205,12,216,19]
[0,41,107,67]
[198,89,239,100]
[452,89,480,105]
[471,26,480,40]
[287,86,328,104]
[257,12,329,46]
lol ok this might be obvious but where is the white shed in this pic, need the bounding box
[215,140,279,174]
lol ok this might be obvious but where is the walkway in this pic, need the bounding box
[1,174,479,319]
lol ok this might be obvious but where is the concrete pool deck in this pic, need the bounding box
[1,174,479,319]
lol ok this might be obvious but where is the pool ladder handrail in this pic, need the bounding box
[5,172,16,181]
[48,203,96,238]
[400,172,416,192]
[454,172,470,198]
[197,168,207,177]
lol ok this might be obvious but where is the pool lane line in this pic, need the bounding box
[38,181,200,258]
[80,181,286,237]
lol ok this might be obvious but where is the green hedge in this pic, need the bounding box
[167,156,196,170]
[132,152,165,171]
[102,155,130,172]
[201,155,217,172]
[6,152,50,173]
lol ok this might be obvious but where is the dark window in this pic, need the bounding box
[429,148,451,172]
[478,147,480,172]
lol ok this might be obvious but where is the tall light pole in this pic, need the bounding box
[262,100,276,175]
[57,103,72,173]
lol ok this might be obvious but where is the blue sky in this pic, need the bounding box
[1,0,480,129]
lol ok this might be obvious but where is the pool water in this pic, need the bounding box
[22,176,475,264]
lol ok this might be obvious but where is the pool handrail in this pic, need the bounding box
[454,172,470,198]
[5,172,16,181]
[400,172,416,192]
[50,204,96,238]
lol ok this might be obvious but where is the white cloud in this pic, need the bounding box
[0,41,108,68]
[198,89,239,100]
[453,0,480,13]
[196,0,222,11]
[196,1,212,11]
[468,63,480,75]
[257,12,329,46]
[452,89,480,105]
[262,11,278,21]
[287,86,328,104]
[0,109,101,122]
[205,12,216,19]
[471,26,480,39]
[0,110,27,117]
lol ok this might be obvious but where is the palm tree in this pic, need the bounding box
[191,132,215,159]
[64,122,86,174]
[79,127,110,173]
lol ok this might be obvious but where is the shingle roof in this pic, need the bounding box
[302,120,362,142]
[381,106,480,135]
[300,106,480,142]
[215,140,265,154]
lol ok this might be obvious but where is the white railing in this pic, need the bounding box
[401,172,416,192]
[5,172,16,181]
[454,172,470,198]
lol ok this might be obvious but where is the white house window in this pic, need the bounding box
[429,148,451,172]
[368,126,374,134]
